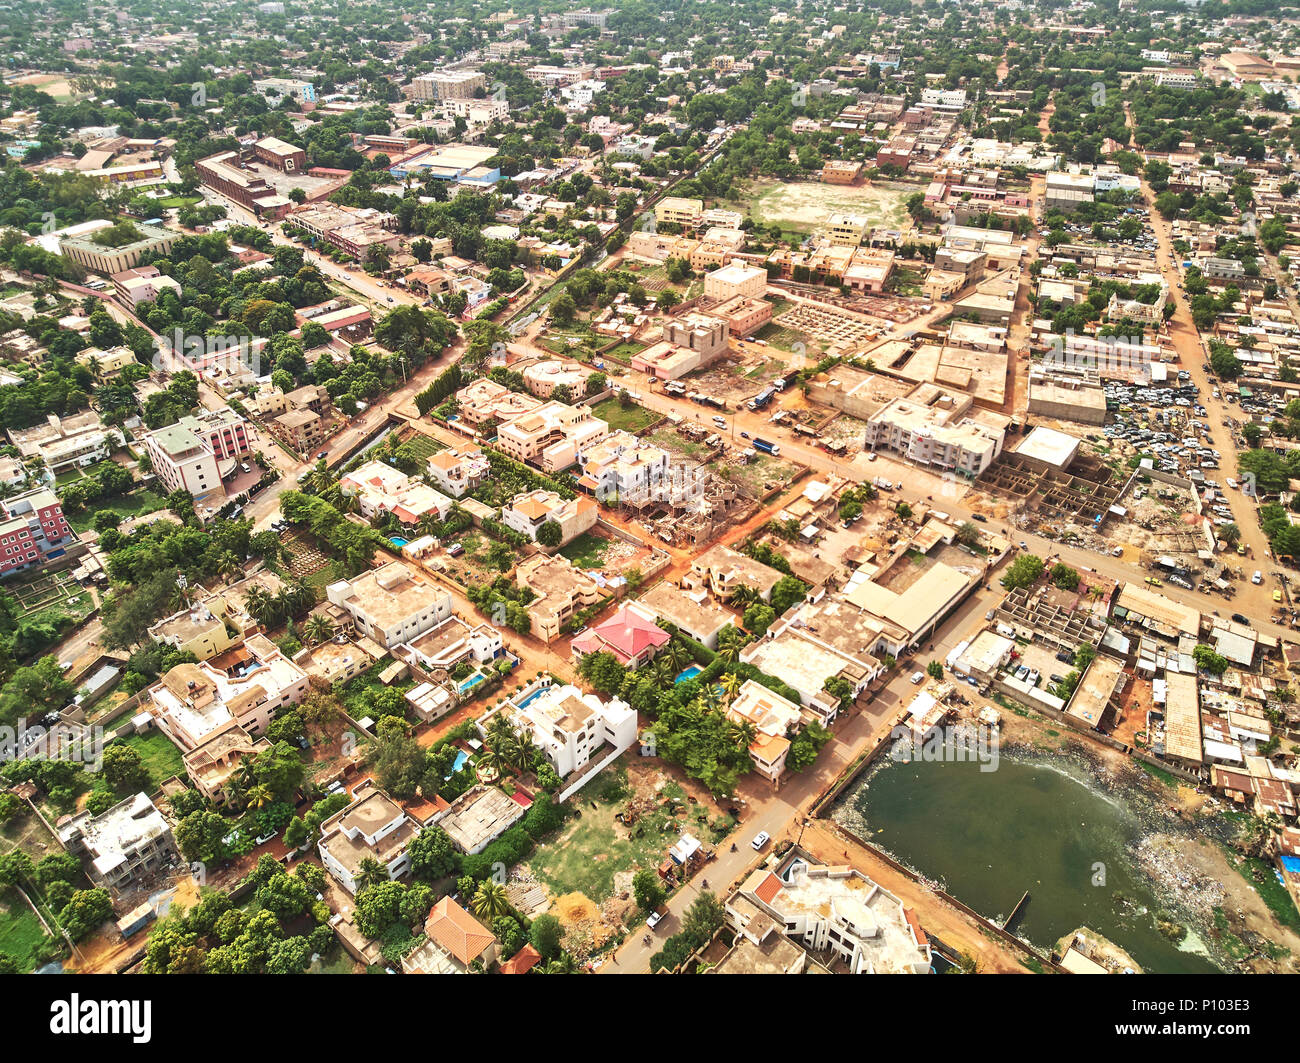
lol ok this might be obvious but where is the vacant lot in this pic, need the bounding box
[0,898,51,972]
[749,179,911,236]
[590,396,659,433]
[117,731,186,789]
[67,489,168,533]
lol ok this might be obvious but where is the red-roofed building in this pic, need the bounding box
[570,602,670,668]
[422,896,497,971]
[499,943,542,974]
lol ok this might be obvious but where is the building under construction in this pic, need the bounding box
[978,448,1127,528]
[617,462,752,547]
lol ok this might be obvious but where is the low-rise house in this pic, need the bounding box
[181,726,268,805]
[688,543,783,603]
[402,897,497,973]
[147,602,235,661]
[514,553,603,642]
[430,785,528,855]
[147,633,309,750]
[728,858,932,973]
[635,580,734,649]
[426,445,490,497]
[485,679,637,781]
[570,602,670,667]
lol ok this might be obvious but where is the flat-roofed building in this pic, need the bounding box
[654,196,703,228]
[726,680,806,783]
[728,860,932,974]
[8,411,116,476]
[411,70,488,100]
[59,222,181,275]
[143,420,224,503]
[147,602,234,661]
[514,553,603,642]
[688,543,783,602]
[430,785,527,856]
[501,488,597,546]
[495,401,608,473]
[57,793,178,894]
[111,265,181,309]
[253,136,306,173]
[182,726,268,805]
[426,444,490,497]
[327,562,454,649]
[485,679,637,780]
[338,459,454,527]
[318,789,420,894]
[454,378,543,427]
[863,383,1007,477]
[0,488,74,576]
[147,634,308,750]
[401,613,503,675]
[703,263,766,301]
[635,580,733,649]
[826,212,870,248]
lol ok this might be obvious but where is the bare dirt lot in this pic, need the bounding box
[747,179,911,235]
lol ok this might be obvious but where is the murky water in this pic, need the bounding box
[833,750,1222,973]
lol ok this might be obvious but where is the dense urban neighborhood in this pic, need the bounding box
[0,0,1299,1002]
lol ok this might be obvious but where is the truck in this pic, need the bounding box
[747,386,776,411]
[752,437,780,456]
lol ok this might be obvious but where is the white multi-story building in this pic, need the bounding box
[426,444,490,497]
[863,384,1008,477]
[327,562,454,649]
[411,70,487,101]
[486,679,637,781]
[495,401,608,473]
[501,489,598,546]
[318,789,420,894]
[577,430,670,502]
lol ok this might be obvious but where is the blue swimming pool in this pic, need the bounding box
[458,672,485,694]
[675,665,703,684]
[444,749,469,779]
[515,685,548,709]
[390,536,409,548]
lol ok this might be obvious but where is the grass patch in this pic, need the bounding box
[0,898,52,973]
[116,731,186,788]
[1134,759,1180,790]
[1233,855,1300,934]
[67,489,167,533]
[558,532,609,569]
[527,764,682,904]
[590,396,659,433]
[396,434,443,463]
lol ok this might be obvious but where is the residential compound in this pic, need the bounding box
[57,793,179,894]
[862,384,1009,476]
[495,400,608,473]
[339,459,453,527]
[501,488,598,546]
[318,788,420,894]
[327,561,454,648]
[146,633,308,750]
[482,679,637,784]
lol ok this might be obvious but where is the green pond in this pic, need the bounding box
[834,750,1222,973]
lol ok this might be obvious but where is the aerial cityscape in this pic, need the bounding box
[1,0,1299,997]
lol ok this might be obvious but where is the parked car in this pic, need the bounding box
[910,670,926,685]
[751,831,771,851]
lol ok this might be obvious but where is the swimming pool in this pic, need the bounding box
[458,672,485,694]
[515,685,549,709]
[674,665,703,684]
[390,536,409,548]
[444,749,469,779]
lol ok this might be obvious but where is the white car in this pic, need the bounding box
[1252,570,1263,584]
[911,670,926,685]
[751,831,771,851]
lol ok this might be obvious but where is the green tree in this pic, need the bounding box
[633,868,666,913]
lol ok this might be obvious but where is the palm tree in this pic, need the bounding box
[510,729,540,774]
[666,640,691,675]
[731,719,758,751]
[720,672,741,704]
[304,458,335,496]
[541,953,576,974]
[245,783,274,809]
[356,858,389,893]
[244,585,274,627]
[471,880,511,922]
[303,614,334,645]
[727,585,758,609]
[717,627,744,664]
[651,656,675,687]
[216,552,244,582]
